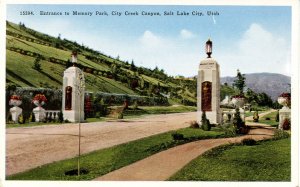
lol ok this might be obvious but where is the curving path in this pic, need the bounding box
[95,110,276,181]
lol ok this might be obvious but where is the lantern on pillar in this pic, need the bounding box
[206,39,212,58]
[71,51,78,66]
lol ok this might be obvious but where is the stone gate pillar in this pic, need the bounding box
[62,52,85,122]
[197,39,221,125]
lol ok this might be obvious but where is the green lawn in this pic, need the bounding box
[169,137,291,181]
[122,105,196,118]
[7,127,227,180]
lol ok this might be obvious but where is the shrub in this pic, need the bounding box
[95,112,101,118]
[201,111,211,131]
[171,132,185,141]
[273,129,290,140]
[18,114,24,124]
[31,112,36,122]
[282,118,291,130]
[190,121,199,129]
[242,138,257,146]
[6,113,12,123]
[117,112,123,119]
[58,111,64,123]
[253,111,259,122]
[223,125,237,137]
[201,119,211,131]
[275,112,279,122]
[233,108,244,129]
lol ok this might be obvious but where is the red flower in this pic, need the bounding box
[10,95,21,100]
[279,93,291,98]
[32,94,47,103]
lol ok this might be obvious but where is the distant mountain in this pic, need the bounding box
[221,73,291,101]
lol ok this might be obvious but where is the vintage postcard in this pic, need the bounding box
[1,0,299,187]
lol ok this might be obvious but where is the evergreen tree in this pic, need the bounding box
[201,111,211,131]
[233,69,246,95]
[233,107,244,129]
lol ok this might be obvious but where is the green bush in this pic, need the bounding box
[201,119,211,131]
[58,111,64,123]
[201,111,211,131]
[219,124,237,137]
[253,111,259,122]
[171,132,185,141]
[18,114,24,124]
[233,108,246,134]
[275,111,279,122]
[95,112,101,118]
[242,138,257,146]
[273,129,290,140]
[31,112,36,122]
[117,112,123,119]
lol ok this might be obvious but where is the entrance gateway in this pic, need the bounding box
[197,39,221,125]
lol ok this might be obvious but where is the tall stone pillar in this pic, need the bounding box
[197,39,221,125]
[62,52,85,122]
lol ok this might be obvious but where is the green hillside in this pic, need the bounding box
[6,21,197,105]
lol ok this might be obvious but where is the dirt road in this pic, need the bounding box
[6,112,196,176]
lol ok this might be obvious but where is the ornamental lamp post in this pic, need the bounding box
[206,39,212,58]
[71,51,78,66]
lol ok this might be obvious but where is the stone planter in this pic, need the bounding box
[33,106,46,122]
[9,98,22,123]
[278,96,290,109]
[32,100,46,122]
[33,100,45,107]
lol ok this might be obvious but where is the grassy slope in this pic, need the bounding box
[7,127,225,180]
[6,31,136,94]
[6,21,185,96]
[169,138,291,181]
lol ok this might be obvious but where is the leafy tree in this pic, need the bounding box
[257,92,273,107]
[233,69,246,95]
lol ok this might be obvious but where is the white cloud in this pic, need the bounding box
[139,30,163,48]
[180,29,196,39]
[218,23,290,77]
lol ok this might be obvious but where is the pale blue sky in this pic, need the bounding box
[7,5,291,77]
